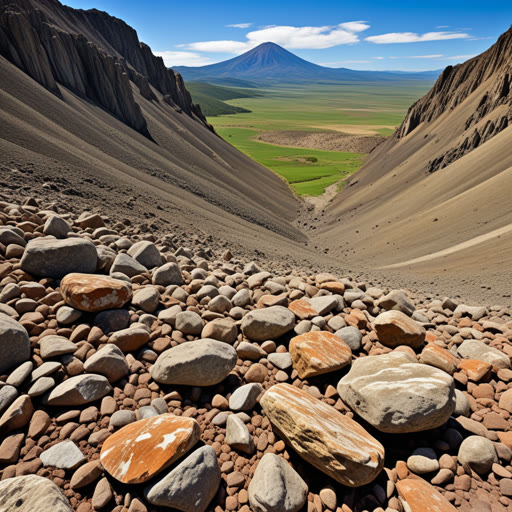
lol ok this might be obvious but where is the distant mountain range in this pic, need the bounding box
[174,42,441,84]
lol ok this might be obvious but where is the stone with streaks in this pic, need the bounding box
[289,331,352,379]
[396,478,457,512]
[100,414,200,484]
[260,383,384,487]
[374,310,425,349]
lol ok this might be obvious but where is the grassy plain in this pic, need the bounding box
[207,81,433,195]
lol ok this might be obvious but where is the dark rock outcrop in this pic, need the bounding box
[0,0,208,135]
[396,25,512,173]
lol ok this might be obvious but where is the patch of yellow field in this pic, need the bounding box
[310,124,397,136]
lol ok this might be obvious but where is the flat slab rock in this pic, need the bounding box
[337,352,455,433]
[60,273,132,312]
[288,300,317,320]
[289,331,352,379]
[396,478,457,512]
[260,383,384,487]
[47,374,112,406]
[100,414,200,484]
[40,440,86,469]
[0,474,72,511]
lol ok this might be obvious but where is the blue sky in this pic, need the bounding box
[63,0,511,70]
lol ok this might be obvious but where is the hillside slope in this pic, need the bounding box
[0,0,313,263]
[318,26,512,301]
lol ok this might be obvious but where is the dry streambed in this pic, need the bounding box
[0,197,511,512]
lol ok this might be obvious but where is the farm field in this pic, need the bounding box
[205,80,434,195]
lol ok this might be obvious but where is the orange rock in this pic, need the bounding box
[320,282,346,294]
[61,273,132,312]
[260,383,384,487]
[497,431,512,450]
[374,310,425,348]
[288,300,317,320]
[100,414,200,484]
[256,294,288,308]
[420,344,459,375]
[425,332,439,343]
[457,359,492,382]
[315,273,338,285]
[289,331,352,378]
[396,478,457,511]
[345,308,367,329]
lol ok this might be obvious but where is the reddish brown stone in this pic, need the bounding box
[100,414,200,484]
[289,331,352,378]
[396,478,457,511]
[345,308,367,329]
[458,359,492,382]
[288,300,317,320]
[420,344,459,375]
[61,273,132,312]
[319,282,345,294]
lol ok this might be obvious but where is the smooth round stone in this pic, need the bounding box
[458,436,497,474]
[407,448,440,474]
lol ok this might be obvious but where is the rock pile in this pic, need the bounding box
[0,197,512,512]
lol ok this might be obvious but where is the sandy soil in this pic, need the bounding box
[311,124,397,135]
[256,130,385,153]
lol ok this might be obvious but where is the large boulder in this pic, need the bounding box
[289,331,352,379]
[60,273,132,312]
[374,310,425,349]
[457,339,510,369]
[337,352,455,433]
[242,306,295,342]
[0,475,72,511]
[100,414,200,484]
[151,339,237,386]
[260,383,384,487]
[145,445,220,512]
[248,453,308,512]
[20,238,97,278]
[0,315,30,374]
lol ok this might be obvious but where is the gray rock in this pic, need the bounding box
[335,326,363,351]
[39,335,77,359]
[0,315,30,374]
[158,305,182,327]
[6,361,33,387]
[94,309,130,333]
[0,283,20,302]
[248,453,308,512]
[28,376,55,397]
[151,398,168,415]
[268,352,293,370]
[378,290,415,316]
[96,245,117,273]
[225,414,254,454]
[197,285,219,301]
[175,311,204,335]
[56,306,82,325]
[0,394,33,432]
[145,445,221,512]
[406,448,439,474]
[151,339,237,386]
[137,406,159,419]
[327,316,346,331]
[457,339,510,369]
[43,216,72,238]
[458,436,497,474]
[337,352,455,433]
[454,389,471,417]
[208,295,232,314]
[0,227,26,247]
[0,303,19,319]
[47,374,112,406]
[132,287,160,313]
[0,385,18,414]
[40,440,86,469]
[110,253,147,277]
[31,362,62,382]
[309,296,338,315]
[232,288,252,308]
[236,342,267,360]
[229,383,263,411]
[20,238,97,278]
[242,306,295,342]
[128,241,162,269]
[110,410,136,428]
[152,262,183,286]
[455,304,487,321]
[83,345,129,383]
[0,474,72,511]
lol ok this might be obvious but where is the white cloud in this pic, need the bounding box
[442,54,476,60]
[388,54,443,59]
[436,25,450,28]
[180,21,370,54]
[226,23,252,28]
[373,56,385,60]
[154,51,213,67]
[366,31,471,44]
